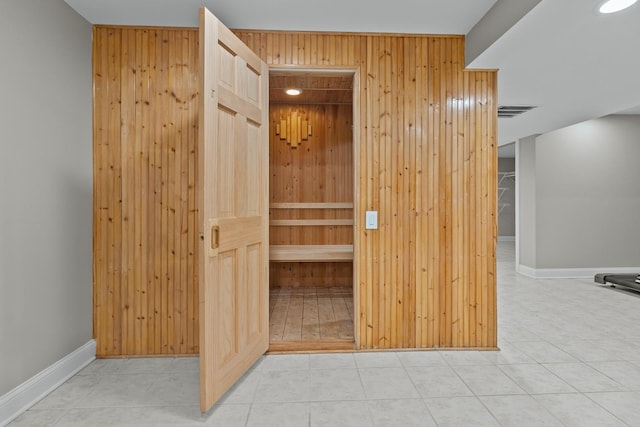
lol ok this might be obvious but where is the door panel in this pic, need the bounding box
[246,243,262,339]
[246,123,261,215]
[217,107,235,217]
[198,7,269,412]
[218,252,237,362]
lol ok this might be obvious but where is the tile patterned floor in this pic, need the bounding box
[10,242,640,426]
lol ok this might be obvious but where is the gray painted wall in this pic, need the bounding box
[0,0,92,395]
[535,115,640,269]
[465,0,542,65]
[498,158,515,236]
[517,135,537,268]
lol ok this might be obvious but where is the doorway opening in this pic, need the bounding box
[267,69,356,352]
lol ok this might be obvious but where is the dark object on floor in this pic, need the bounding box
[595,273,640,291]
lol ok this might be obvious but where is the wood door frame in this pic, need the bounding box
[267,66,361,350]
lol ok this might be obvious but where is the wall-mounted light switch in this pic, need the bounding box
[365,211,378,229]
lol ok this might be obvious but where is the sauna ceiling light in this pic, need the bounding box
[285,88,301,96]
[599,0,637,13]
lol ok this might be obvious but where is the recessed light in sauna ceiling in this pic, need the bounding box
[285,88,301,96]
[599,0,638,13]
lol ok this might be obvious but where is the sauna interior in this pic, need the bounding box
[268,71,355,351]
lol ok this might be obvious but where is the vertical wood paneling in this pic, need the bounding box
[93,27,199,356]
[94,27,496,355]
[269,104,354,288]
[236,30,497,350]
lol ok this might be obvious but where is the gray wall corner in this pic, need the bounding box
[0,0,93,396]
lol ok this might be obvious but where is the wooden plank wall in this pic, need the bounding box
[235,31,497,349]
[93,27,199,356]
[269,104,353,288]
[93,27,496,355]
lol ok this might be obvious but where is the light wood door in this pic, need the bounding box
[198,8,269,412]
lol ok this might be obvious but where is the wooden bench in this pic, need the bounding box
[269,244,353,262]
[269,202,354,263]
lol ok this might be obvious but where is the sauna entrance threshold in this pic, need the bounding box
[268,286,355,352]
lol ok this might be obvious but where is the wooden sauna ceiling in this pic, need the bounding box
[270,73,353,105]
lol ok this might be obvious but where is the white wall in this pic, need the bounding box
[517,116,640,272]
[535,115,640,269]
[517,135,537,268]
[0,0,93,396]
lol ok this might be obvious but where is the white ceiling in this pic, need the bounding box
[470,0,640,146]
[65,0,640,147]
[63,0,496,34]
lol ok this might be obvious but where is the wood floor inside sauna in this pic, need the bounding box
[269,287,354,345]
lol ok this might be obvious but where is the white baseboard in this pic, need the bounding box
[516,264,537,278]
[498,236,516,242]
[517,265,640,279]
[0,339,96,426]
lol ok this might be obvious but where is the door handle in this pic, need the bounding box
[211,225,219,250]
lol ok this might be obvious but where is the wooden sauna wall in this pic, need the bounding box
[93,27,497,355]
[93,26,199,356]
[269,104,354,288]
[235,31,497,349]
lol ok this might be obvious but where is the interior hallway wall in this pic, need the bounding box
[535,115,640,269]
[517,135,537,269]
[0,0,93,395]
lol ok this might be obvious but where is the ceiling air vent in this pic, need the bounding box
[498,105,537,118]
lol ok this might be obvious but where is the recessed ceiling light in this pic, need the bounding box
[599,0,638,13]
[285,88,301,96]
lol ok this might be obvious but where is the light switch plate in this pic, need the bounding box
[365,211,378,229]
